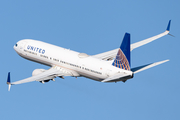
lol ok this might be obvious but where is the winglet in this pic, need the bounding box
[166,20,171,31]
[7,72,11,91]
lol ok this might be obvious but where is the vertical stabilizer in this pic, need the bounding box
[112,33,131,70]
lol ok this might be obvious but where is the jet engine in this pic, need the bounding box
[39,80,50,83]
[32,69,55,83]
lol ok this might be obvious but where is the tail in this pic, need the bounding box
[112,33,131,71]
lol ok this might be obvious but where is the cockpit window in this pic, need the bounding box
[15,44,18,47]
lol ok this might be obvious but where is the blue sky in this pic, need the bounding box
[0,0,179,120]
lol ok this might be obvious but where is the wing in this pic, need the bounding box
[131,31,170,51]
[93,20,171,60]
[7,66,76,91]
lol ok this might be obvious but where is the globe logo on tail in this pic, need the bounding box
[112,48,130,71]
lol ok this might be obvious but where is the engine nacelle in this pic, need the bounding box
[32,69,55,83]
[32,69,46,76]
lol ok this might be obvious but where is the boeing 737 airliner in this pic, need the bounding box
[7,20,171,91]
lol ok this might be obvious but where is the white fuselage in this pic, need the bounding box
[14,39,132,82]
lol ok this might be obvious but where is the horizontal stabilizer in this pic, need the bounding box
[131,59,169,74]
[102,71,133,82]
[102,74,132,82]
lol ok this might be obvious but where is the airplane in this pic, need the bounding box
[7,20,171,91]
